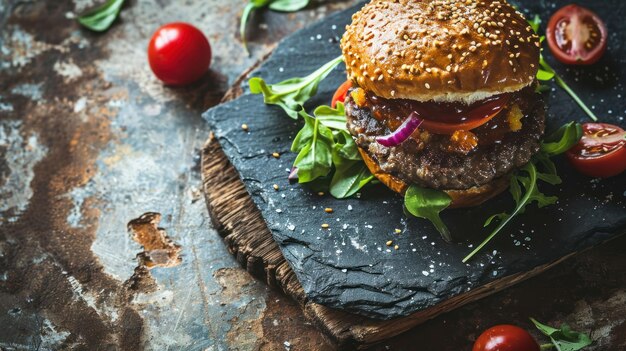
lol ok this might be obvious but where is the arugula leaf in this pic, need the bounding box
[269,0,309,12]
[77,0,125,32]
[463,161,555,262]
[541,122,583,156]
[291,112,334,182]
[405,185,452,242]
[463,119,580,262]
[249,55,344,119]
[240,0,309,54]
[529,14,541,33]
[314,102,348,131]
[240,0,271,54]
[531,318,593,351]
[329,130,374,198]
[537,67,555,81]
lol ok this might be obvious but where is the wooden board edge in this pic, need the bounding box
[303,253,575,349]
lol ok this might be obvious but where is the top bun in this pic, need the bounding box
[340,0,541,104]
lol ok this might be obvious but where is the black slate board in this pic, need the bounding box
[203,0,626,319]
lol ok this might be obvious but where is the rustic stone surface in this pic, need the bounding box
[203,0,626,320]
[0,0,356,349]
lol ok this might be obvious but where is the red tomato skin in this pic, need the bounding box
[148,23,212,85]
[566,123,626,178]
[472,325,540,351]
[332,80,352,108]
[566,147,626,178]
[546,4,607,65]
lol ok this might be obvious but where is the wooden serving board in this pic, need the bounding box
[202,133,583,348]
[201,0,626,348]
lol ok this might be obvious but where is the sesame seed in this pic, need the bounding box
[324,208,333,213]
[273,184,279,191]
[386,240,393,246]
[395,229,402,234]
[321,223,329,229]
[425,83,431,89]
[394,245,399,250]
[318,192,325,196]
[272,152,280,158]
[241,123,249,131]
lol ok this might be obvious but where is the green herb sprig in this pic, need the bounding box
[529,15,598,122]
[462,122,582,262]
[249,55,343,119]
[531,318,593,351]
[77,0,125,32]
[240,0,309,55]
[250,57,374,198]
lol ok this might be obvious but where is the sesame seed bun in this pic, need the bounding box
[340,0,541,104]
[357,147,510,208]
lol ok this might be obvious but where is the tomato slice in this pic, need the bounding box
[546,4,607,65]
[566,123,626,178]
[331,80,352,108]
[418,94,511,134]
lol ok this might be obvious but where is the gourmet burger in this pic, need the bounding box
[340,0,543,208]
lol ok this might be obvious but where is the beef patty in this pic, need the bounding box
[345,86,545,190]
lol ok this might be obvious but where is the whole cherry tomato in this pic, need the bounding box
[148,22,212,85]
[331,80,352,108]
[566,122,626,178]
[546,4,607,65]
[473,325,540,351]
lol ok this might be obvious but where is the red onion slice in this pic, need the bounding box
[376,112,423,147]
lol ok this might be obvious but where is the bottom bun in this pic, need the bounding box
[358,147,510,209]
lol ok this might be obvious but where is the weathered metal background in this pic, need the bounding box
[0,0,624,350]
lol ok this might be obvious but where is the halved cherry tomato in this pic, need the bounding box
[148,22,212,85]
[473,325,540,351]
[566,122,626,178]
[546,4,607,65]
[418,94,511,134]
[331,80,352,108]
